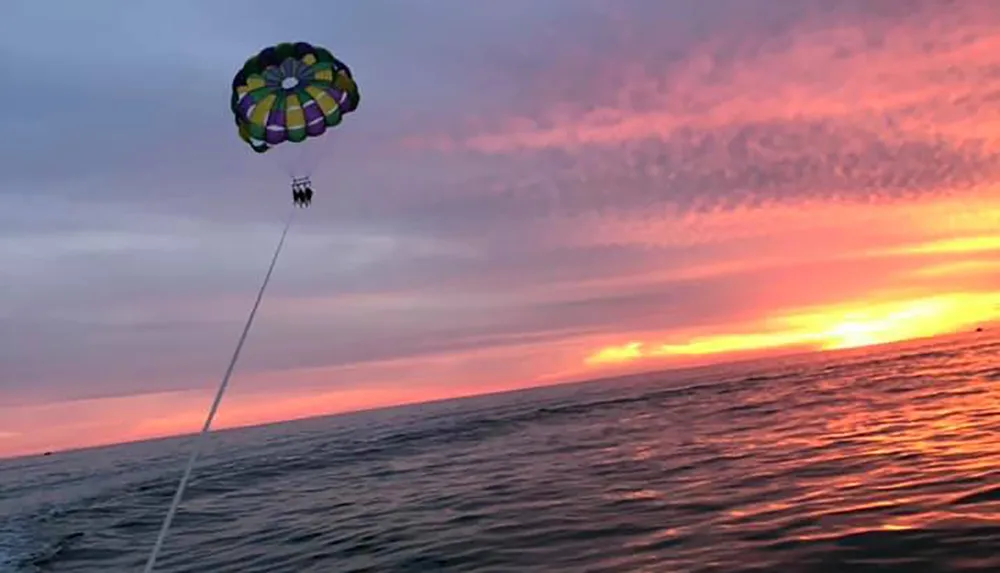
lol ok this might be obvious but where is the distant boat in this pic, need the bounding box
[43,451,52,456]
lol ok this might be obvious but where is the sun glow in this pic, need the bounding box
[586,293,1000,366]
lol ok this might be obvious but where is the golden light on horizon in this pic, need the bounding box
[585,292,1000,366]
[782,294,996,350]
[584,341,645,366]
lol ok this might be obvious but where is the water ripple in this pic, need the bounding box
[1,334,998,572]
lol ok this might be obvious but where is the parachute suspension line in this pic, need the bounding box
[143,207,297,573]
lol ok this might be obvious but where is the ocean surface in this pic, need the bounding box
[2,334,999,572]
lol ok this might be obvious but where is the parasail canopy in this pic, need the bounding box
[230,41,360,154]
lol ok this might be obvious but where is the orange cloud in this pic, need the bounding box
[912,260,1000,278]
[877,236,1000,257]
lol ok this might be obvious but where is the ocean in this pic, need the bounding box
[2,334,999,572]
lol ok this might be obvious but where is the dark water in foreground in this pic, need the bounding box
[2,334,999,572]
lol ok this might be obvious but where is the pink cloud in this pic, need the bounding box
[414,3,1000,157]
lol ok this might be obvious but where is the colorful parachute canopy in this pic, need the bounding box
[231,42,360,154]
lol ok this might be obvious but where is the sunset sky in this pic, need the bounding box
[3,0,1000,458]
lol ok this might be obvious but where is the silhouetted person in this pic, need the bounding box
[303,186,313,206]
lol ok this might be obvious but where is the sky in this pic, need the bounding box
[3,0,1000,457]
